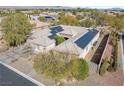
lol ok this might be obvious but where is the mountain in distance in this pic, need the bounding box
[0,6,73,9]
[110,7,124,10]
[0,6,124,10]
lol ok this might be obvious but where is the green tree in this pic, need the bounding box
[33,51,68,80]
[58,15,79,26]
[1,13,32,46]
[80,19,96,27]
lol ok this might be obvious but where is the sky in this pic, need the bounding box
[0,0,124,9]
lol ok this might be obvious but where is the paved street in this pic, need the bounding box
[0,63,37,86]
[0,46,54,86]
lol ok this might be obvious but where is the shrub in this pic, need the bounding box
[80,19,96,27]
[108,58,114,72]
[38,16,45,22]
[113,43,118,71]
[99,59,109,76]
[54,35,65,45]
[109,31,119,72]
[33,51,68,80]
[33,51,89,81]
[58,15,79,26]
[70,59,89,80]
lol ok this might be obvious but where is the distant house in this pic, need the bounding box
[30,15,39,21]
[54,26,100,58]
[27,28,55,53]
[30,14,56,22]
[44,16,55,22]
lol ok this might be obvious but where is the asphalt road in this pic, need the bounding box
[0,64,37,86]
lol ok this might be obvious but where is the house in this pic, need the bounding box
[27,28,55,53]
[30,15,39,21]
[30,14,56,22]
[27,25,99,56]
[54,26,99,58]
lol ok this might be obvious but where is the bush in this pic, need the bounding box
[33,51,89,81]
[1,13,32,46]
[80,19,96,27]
[58,15,79,26]
[33,51,68,80]
[109,32,119,72]
[99,59,109,76]
[70,59,89,80]
[54,35,65,45]
[38,16,45,22]
[113,44,118,71]
[108,58,114,72]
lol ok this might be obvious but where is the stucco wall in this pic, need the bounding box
[30,43,55,53]
[79,32,100,58]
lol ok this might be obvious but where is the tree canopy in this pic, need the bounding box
[1,13,32,46]
[80,19,96,27]
[33,51,68,80]
[58,15,79,26]
[69,59,89,80]
[33,51,89,81]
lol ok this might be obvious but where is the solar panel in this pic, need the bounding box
[74,29,98,49]
[50,26,64,35]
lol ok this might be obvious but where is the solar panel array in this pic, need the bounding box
[74,29,98,49]
[50,26,64,35]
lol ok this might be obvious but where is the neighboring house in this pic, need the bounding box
[30,15,39,21]
[30,14,56,22]
[44,16,55,22]
[54,26,100,58]
[27,28,55,53]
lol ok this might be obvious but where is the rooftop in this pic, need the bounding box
[27,28,55,47]
[54,27,99,55]
[54,26,89,55]
[74,29,99,49]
